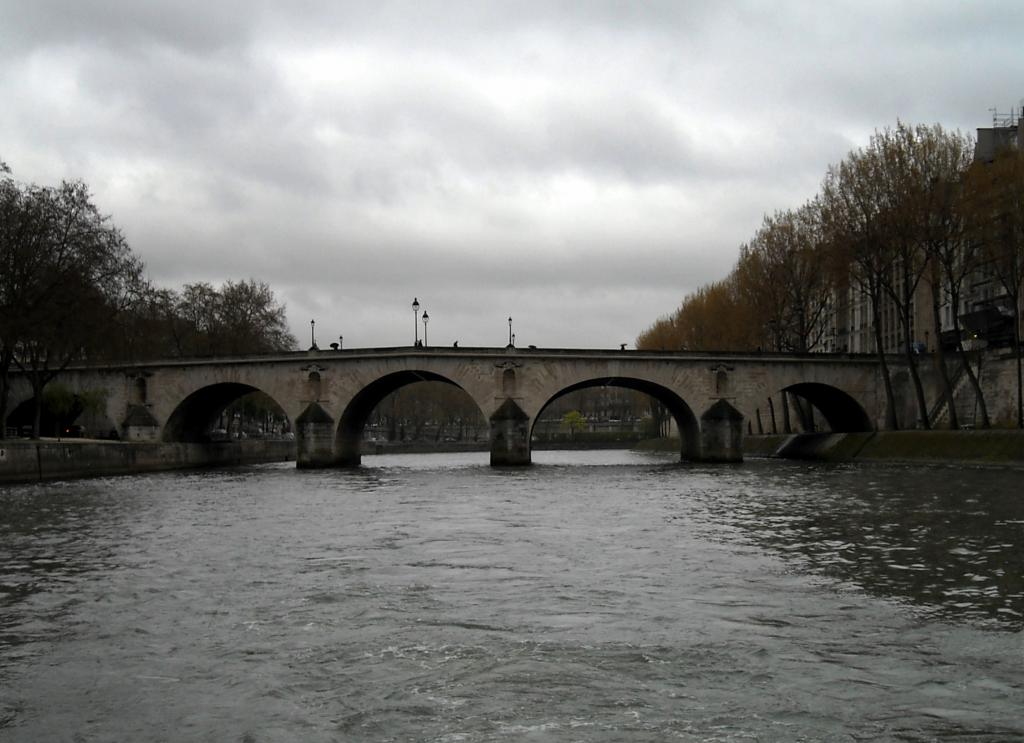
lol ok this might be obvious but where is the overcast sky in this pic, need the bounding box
[2,2,1023,350]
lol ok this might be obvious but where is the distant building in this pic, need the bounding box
[815,269,929,355]
[951,107,1023,350]
[814,108,1023,355]
[974,109,1024,163]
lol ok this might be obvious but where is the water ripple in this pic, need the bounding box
[0,453,1021,741]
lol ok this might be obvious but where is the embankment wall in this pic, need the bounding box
[0,440,295,484]
[638,431,1024,466]
[5,431,1022,484]
[750,430,1024,466]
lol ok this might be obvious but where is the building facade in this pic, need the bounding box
[815,109,1023,356]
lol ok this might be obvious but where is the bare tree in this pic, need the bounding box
[736,202,834,352]
[116,279,297,360]
[871,124,934,428]
[0,161,23,434]
[217,279,297,354]
[1,177,142,437]
[916,127,989,428]
[174,282,222,356]
[821,152,900,429]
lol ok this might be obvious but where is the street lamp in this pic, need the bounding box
[508,316,513,347]
[422,311,429,346]
[310,319,317,350]
[412,297,420,346]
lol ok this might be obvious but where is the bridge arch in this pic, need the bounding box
[334,370,489,466]
[6,390,117,439]
[781,382,873,432]
[162,382,292,442]
[530,377,701,461]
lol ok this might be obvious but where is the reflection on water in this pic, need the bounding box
[0,451,1022,741]
[0,482,128,627]
[684,462,1024,630]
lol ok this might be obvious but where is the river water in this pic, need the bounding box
[0,450,1021,742]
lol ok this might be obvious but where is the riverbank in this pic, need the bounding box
[0,439,295,484]
[0,437,652,484]
[638,430,1024,466]
[6,430,1023,484]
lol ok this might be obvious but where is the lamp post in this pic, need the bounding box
[422,311,429,347]
[310,319,317,350]
[508,316,513,347]
[412,297,420,346]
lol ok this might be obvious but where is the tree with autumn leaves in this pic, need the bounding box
[636,201,835,356]
[638,121,1024,429]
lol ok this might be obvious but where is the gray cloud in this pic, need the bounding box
[3,1,1024,349]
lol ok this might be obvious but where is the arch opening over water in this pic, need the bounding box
[781,382,873,433]
[162,383,291,442]
[335,371,488,465]
[531,377,701,460]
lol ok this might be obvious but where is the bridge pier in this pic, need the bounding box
[699,399,744,463]
[490,398,531,466]
[295,402,337,468]
[335,436,362,466]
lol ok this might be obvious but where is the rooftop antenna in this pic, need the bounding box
[990,103,1024,128]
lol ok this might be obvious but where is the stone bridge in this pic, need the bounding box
[7,346,893,466]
